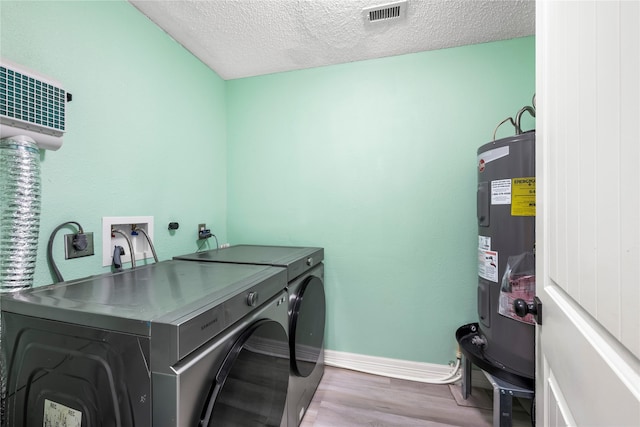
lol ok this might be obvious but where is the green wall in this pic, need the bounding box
[1,0,227,286]
[226,37,535,364]
[1,0,535,365]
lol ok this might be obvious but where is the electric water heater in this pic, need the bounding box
[476,131,536,380]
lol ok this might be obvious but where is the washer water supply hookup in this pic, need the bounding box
[112,246,125,271]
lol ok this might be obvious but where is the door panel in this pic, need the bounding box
[545,370,575,427]
[540,286,639,426]
[537,0,640,425]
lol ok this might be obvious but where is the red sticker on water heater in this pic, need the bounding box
[477,146,509,173]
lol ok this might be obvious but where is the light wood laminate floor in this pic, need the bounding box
[300,366,532,427]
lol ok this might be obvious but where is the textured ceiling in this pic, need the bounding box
[129,0,535,80]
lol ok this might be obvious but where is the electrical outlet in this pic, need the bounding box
[64,232,95,259]
[198,223,212,240]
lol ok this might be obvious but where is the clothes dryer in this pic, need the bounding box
[174,245,325,427]
[1,260,290,427]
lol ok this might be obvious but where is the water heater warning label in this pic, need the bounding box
[491,179,511,205]
[478,249,498,282]
[511,177,536,216]
[44,399,82,427]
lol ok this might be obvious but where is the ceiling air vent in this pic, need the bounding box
[364,1,407,24]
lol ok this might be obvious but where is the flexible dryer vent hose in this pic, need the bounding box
[0,135,41,290]
[0,135,42,426]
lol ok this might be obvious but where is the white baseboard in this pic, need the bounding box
[323,349,462,384]
[323,349,492,389]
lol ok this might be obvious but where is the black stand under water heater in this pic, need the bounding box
[457,128,537,392]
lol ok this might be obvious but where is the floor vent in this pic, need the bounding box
[364,1,407,24]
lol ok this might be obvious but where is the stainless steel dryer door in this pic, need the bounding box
[290,274,326,377]
[153,291,289,427]
[199,318,290,427]
[152,291,290,427]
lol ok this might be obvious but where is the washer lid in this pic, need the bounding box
[174,245,324,281]
[0,260,287,338]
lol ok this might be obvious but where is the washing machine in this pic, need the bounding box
[174,245,325,427]
[1,260,290,427]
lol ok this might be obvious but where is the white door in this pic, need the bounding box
[536,1,640,426]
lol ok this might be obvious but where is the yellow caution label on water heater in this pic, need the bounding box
[511,177,536,216]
